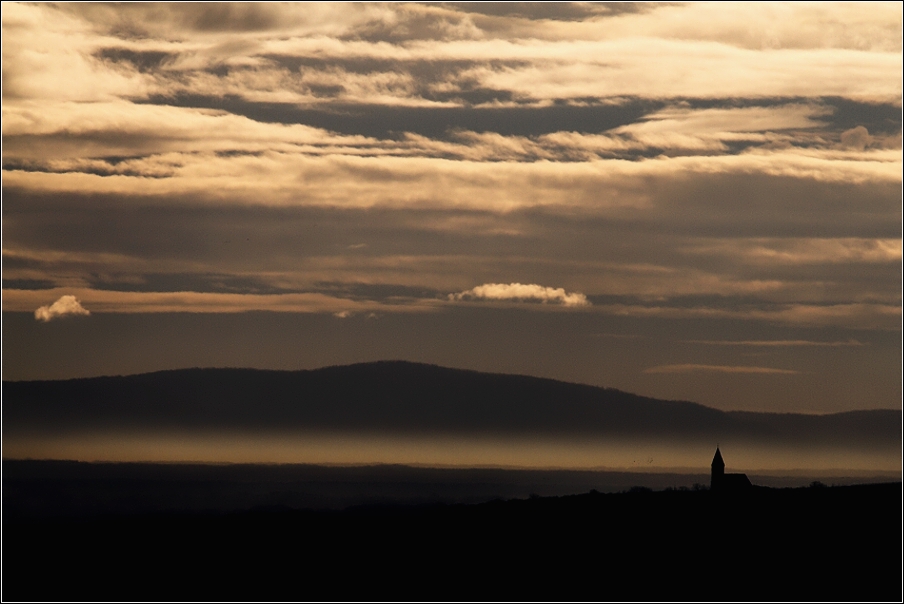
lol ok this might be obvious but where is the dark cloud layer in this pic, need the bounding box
[4,182,898,306]
[133,94,902,141]
[139,95,665,139]
[441,2,654,21]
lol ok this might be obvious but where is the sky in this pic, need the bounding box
[2,2,902,422]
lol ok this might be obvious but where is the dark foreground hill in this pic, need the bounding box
[3,361,900,449]
[2,459,897,517]
[4,482,900,602]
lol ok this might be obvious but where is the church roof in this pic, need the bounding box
[723,473,752,487]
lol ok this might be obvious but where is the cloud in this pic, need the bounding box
[591,303,900,331]
[840,126,873,150]
[34,295,90,322]
[4,147,898,220]
[6,3,900,120]
[449,283,590,306]
[9,288,439,316]
[2,3,900,337]
[681,238,902,266]
[684,339,866,347]
[644,364,799,375]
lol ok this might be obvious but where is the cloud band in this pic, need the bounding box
[644,364,798,375]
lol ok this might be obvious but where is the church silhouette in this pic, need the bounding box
[710,447,752,491]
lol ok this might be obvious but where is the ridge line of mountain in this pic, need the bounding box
[4,360,898,418]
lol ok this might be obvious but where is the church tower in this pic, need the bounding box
[711,447,725,490]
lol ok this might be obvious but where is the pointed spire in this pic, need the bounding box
[711,447,724,469]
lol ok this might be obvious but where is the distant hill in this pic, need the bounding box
[3,361,899,449]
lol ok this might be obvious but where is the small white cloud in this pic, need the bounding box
[449,283,590,306]
[34,295,91,322]
[333,311,351,318]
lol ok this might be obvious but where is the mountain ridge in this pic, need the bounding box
[3,361,899,450]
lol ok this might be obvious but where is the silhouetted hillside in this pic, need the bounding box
[3,361,899,449]
[3,459,896,519]
[3,482,900,601]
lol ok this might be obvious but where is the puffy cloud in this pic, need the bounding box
[450,283,590,306]
[34,295,90,322]
[840,126,873,150]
